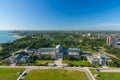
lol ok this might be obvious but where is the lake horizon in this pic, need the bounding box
[0,31,17,43]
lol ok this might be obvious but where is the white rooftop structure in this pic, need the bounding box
[68,51,79,55]
[41,51,56,55]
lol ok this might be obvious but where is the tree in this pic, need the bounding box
[45,55,51,60]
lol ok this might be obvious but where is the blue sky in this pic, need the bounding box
[0,0,120,30]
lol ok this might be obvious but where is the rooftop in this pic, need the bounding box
[14,54,24,60]
[68,51,79,55]
[68,48,80,51]
[39,48,56,51]
[41,51,56,55]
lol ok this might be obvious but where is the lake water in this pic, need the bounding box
[0,31,17,43]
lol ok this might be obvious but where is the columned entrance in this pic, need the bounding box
[56,53,63,59]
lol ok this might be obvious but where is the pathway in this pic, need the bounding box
[54,58,62,67]
[17,68,31,80]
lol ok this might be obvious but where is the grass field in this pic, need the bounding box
[97,72,120,80]
[24,69,89,80]
[0,62,8,66]
[90,68,120,80]
[81,47,98,54]
[0,68,24,80]
[35,60,54,65]
[63,60,90,66]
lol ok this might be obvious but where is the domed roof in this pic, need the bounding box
[56,44,62,49]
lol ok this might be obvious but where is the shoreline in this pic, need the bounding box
[11,35,24,39]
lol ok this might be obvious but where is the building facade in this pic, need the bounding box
[14,54,29,63]
[87,54,111,66]
[38,44,81,59]
[106,36,116,46]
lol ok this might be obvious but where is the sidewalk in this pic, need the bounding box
[54,59,62,67]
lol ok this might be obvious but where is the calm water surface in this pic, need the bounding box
[0,31,17,43]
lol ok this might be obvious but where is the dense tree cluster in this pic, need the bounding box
[0,32,106,60]
[1,32,120,67]
[108,57,120,67]
[105,45,120,59]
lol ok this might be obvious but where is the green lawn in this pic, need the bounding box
[0,63,8,66]
[63,60,90,66]
[97,72,120,80]
[89,68,97,76]
[24,69,89,80]
[90,68,120,80]
[0,68,25,80]
[35,60,54,66]
[81,47,98,54]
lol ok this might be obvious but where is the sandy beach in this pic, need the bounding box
[11,35,24,39]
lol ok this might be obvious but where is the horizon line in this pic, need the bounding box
[1,29,120,31]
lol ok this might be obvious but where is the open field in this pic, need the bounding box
[35,60,54,66]
[90,68,120,80]
[81,47,99,54]
[24,69,89,80]
[16,60,54,66]
[0,63,8,66]
[0,68,24,80]
[97,72,120,80]
[63,60,90,66]
[89,68,97,76]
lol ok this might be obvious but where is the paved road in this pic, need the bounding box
[97,68,120,72]
[17,68,30,80]
[54,59,62,67]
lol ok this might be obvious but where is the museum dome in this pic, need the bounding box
[56,44,62,49]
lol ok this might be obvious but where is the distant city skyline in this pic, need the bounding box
[0,0,120,30]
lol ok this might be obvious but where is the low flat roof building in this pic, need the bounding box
[38,48,56,58]
[87,54,110,66]
[67,48,80,58]
[14,54,29,63]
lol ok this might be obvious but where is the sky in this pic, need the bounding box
[0,0,120,30]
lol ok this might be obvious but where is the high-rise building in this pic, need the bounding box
[106,36,111,46]
[106,36,115,46]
